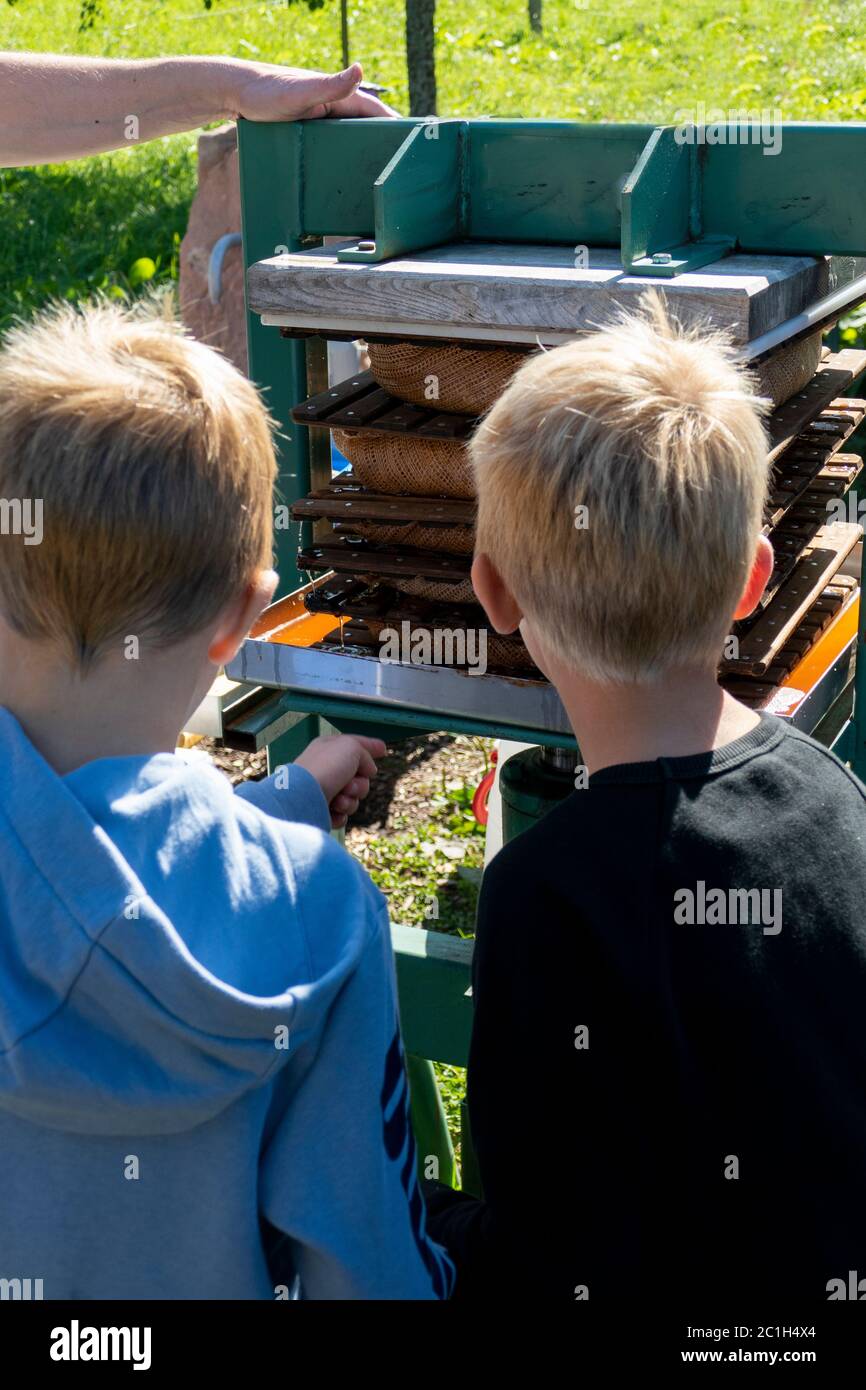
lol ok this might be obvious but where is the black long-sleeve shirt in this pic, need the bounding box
[426,715,866,1303]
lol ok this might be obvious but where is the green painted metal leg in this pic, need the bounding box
[266,713,321,772]
[407,1054,455,1187]
[459,1100,483,1198]
[499,745,578,840]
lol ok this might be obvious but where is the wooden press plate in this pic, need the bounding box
[776,587,859,701]
[291,370,476,439]
[249,243,864,347]
[303,575,490,632]
[720,581,859,722]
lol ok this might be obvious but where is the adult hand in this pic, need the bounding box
[225,60,398,121]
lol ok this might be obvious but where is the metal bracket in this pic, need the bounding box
[336,119,466,264]
[626,240,736,276]
[622,125,734,274]
[625,120,866,274]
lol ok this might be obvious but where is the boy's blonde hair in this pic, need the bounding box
[472,296,770,682]
[0,296,277,669]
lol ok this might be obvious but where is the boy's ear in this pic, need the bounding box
[208,569,279,666]
[732,535,774,622]
[471,553,523,634]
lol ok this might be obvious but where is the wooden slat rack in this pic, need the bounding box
[291,484,475,528]
[723,523,861,675]
[290,352,866,449]
[291,370,477,438]
[297,540,472,584]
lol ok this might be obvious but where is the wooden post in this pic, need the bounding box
[406,0,437,117]
[340,0,350,69]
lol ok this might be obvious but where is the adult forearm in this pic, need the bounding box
[0,53,393,167]
[0,53,239,166]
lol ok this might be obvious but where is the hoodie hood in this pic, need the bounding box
[0,707,358,1136]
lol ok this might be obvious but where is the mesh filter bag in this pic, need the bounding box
[394,575,476,604]
[336,519,474,555]
[333,427,474,499]
[368,330,818,419]
[367,342,528,415]
[753,329,823,407]
[361,573,477,605]
[485,632,537,673]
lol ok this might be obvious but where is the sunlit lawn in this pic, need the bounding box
[1,0,865,326]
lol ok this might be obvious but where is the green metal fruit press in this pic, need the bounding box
[225,117,866,1180]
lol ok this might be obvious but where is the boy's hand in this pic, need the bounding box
[294,734,387,829]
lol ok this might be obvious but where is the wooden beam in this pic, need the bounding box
[248,242,862,346]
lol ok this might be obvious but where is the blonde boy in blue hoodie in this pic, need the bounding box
[0,299,452,1301]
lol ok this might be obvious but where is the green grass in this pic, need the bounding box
[350,756,490,1154]
[353,774,486,935]
[0,145,193,329]
[432,1062,465,1154]
[1,0,866,326]
[4,0,866,119]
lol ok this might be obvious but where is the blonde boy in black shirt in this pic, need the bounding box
[426,297,866,1305]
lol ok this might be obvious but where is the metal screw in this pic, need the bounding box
[358,240,376,252]
[651,251,672,265]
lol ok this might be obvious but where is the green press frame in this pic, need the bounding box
[236,118,866,1181]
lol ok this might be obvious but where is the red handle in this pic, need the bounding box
[471,749,499,827]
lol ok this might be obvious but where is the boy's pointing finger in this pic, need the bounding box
[354,736,387,758]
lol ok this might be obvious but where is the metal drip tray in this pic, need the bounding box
[225,578,571,741]
[225,575,860,746]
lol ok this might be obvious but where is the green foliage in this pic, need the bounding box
[4,0,866,120]
[432,1061,466,1151]
[357,763,484,1152]
[5,0,113,28]
[356,815,483,935]
[78,1,102,31]
[0,3,864,327]
[0,141,193,332]
[840,303,866,349]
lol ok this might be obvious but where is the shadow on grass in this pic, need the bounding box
[348,732,460,830]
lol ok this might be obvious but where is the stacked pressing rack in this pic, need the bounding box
[228,115,866,764]
[285,342,866,735]
[227,119,866,764]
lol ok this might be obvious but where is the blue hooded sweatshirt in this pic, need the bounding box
[0,708,453,1300]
